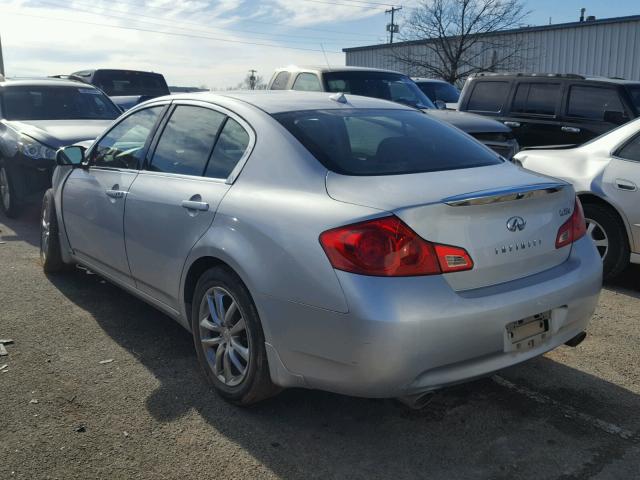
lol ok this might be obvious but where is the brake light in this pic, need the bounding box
[555,198,587,249]
[319,216,473,276]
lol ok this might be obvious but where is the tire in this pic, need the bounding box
[583,202,629,281]
[0,165,22,218]
[40,189,66,273]
[191,266,279,405]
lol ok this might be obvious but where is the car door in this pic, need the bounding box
[604,132,640,252]
[62,105,166,286]
[502,81,565,147]
[124,101,254,309]
[560,84,631,145]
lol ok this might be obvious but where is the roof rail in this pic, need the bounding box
[473,72,586,79]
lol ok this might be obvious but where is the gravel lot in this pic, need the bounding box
[1,205,639,480]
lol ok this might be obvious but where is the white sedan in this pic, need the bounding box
[515,119,640,280]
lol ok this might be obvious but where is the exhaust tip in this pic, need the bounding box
[565,331,587,347]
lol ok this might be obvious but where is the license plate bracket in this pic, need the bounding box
[504,311,551,352]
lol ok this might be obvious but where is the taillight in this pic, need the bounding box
[556,198,587,249]
[319,216,473,276]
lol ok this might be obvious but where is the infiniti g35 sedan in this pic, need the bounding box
[42,91,602,405]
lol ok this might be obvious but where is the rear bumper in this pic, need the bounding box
[259,236,602,397]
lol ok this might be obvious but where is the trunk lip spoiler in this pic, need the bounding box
[443,182,567,207]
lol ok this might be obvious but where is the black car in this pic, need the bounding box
[0,78,120,217]
[70,69,170,111]
[458,73,640,148]
[268,66,519,159]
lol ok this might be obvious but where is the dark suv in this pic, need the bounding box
[458,73,640,147]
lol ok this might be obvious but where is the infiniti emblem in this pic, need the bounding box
[506,216,526,232]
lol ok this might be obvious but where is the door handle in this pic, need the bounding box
[504,121,521,128]
[105,189,126,199]
[615,179,637,191]
[181,200,209,211]
[561,126,581,133]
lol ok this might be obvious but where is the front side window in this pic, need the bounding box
[616,134,640,162]
[324,72,435,109]
[416,82,460,103]
[511,82,560,116]
[467,81,509,113]
[270,71,291,90]
[149,106,225,176]
[275,109,501,176]
[205,118,250,179]
[91,106,163,169]
[2,86,121,121]
[567,86,625,121]
[292,73,322,92]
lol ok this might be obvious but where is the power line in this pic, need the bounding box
[299,0,396,7]
[0,8,344,54]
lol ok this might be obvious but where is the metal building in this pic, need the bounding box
[343,14,640,82]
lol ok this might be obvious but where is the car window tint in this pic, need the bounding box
[275,109,501,176]
[149,106,225,176]
[467,81,509,112]
[271,71,291,90]
[511,83,560,116]
[205,118,250,179]
[617,134,640,162]
[567,86,625,121]
[91,106,163,169]
[292,73,322,92]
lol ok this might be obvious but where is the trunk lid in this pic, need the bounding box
[326,162,575,290]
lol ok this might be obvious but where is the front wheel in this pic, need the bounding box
[583,202,629,281]
[191,266,279,405]
[0,165,22,218]
[40,189,67,273]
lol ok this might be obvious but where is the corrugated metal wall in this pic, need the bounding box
[345,18,640,81]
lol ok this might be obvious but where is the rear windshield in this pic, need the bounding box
[1,86,121,121]
[92,71,170,97]
[324,72,435,110]
[274,109,502,176]
[416,81,460,103]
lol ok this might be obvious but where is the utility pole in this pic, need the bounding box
[248,69,257,90]
[385,6,402,44]
[0,35,5,77]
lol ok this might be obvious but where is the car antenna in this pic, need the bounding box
[320,43,332,71]
[329,92,348,104]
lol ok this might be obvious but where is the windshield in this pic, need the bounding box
[627,85,640,111]
[324,72,435,109]
[92,70,170,97]
[1,86,121,121]
[415,81,460,103]
[275,108,501,176]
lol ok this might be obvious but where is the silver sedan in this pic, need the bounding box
[41,91,602,405]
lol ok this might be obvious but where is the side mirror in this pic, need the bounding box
[434,99,447,110]
[56,145,86,167]
[603,110,628,125]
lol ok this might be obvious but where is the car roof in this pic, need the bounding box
[469,72,640,85]
[156,90,414,114]
[274,65,404,75]
[412,78,451,84]
[0,77,96,88]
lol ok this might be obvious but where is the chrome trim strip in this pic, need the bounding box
[443,183,566,206]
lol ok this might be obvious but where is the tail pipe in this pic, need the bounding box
[564,331,587,347]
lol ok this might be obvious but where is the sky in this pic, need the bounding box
[0,0,638,88]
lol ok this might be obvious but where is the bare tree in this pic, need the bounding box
[393,0,531,85]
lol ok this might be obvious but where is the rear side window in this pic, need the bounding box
[467,81,509,112]
[567,86,625,121]
[270,72,291,90]
[292,73,322,92]
[274,109,501,176]
[205,118,250,179]
[150,106,225,176]
[511,83,560,116]
[616,134,640,162]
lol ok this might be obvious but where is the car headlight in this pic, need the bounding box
[18,135,57,160]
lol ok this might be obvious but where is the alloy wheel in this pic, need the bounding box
[198,286,251,387]
[586,217,609,260]
[41,200,50,261]
[0,168,10,212]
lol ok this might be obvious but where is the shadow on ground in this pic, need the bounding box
[45,267,640,480]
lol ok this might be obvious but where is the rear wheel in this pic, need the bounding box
[40,189,66,273]
[191,266,279,405]
[0,165,22,218]
[583,202,629,281]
